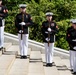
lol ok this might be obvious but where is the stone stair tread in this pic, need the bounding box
[29,62,44,73]
[41,54,46,63]
[54,57,66,66]
[6,45,31,56]
[62,59,70,69]
[58,71,72,75]
[0,42,72,75]
[6,45,19,52]
[0,55,15,61]
[0,55,15,75]
[28,51,45,75]
[41,54,72,75]
[0,70,7,75]
[41,54,59,75]
[54,57,72,75]
[4,43,12,50]
[44,66,59,75]
[9,73,27,75]
[8,59,29,75]
[28,48,31,56]
[2,43,12,53]
[28,73,44,75]
[30,51,42,60]
[0,55,15,68]
[3,51,18,56]
[0,51,2,56]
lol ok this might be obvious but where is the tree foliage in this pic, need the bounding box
[4,0,76,50]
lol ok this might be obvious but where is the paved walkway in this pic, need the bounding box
[0,43,74,75]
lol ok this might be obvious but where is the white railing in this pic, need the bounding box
[4,32,69,57]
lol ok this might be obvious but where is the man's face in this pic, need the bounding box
[71,23,74,27]
[20,8,26,13]
[0,1,2,5]
[73,24,76,29]
[46,16,52,21]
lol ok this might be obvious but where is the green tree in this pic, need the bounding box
[4,0,76,50]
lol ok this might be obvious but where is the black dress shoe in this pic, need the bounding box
[70,69,73,71]
[23,56,27,59]
[46,63,52,67]
[49,63,52,67]
[1,47,3,49]
[72,72,76,74]
[0,47,4,51]
[46,63,50,67]
[20,56,24,59]
[0,48,2,51]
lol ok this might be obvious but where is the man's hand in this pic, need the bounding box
[19,22,26,26]
[72,39,76,42]
[48,28,51,32]
[45,31,48,34]
[19,30,23,33]
[45,38,50,42]
[73,46,76,50]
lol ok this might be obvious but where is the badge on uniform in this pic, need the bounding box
[51,23,54,26]
[26,15,28,18]
[0,7,2,11]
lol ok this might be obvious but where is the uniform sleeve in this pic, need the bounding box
[3,6,8,18]
[15,15,21,31]
[51,23,58,34]
[25,14,34,26]
[66,29,74,48]
[0,6,8,18]
[41,22,46,38]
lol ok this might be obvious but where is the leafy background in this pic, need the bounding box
[3,0,76,50]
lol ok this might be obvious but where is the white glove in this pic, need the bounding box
[72,39,76,42]
[19,22,26,26]
[45,31,48,34]
[73,46,76,50]
[48,28,51,32]
[19,30,23,33]
[45,38,50,42]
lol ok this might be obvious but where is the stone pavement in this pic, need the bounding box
[0,43,74,75]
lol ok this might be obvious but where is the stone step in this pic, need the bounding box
[41,54,46,63]
[54,57,72,75]
[41,54,59,75]
[8,59,29,75]
[44,66,60,75]
[30,51,42,60]
[28,48,31,56]
[4,43,12,50]
[0,50,2,56]
[5,45,19,52]
[61,59,70,70]
[0,55,15,75]
[28,51,45,75]
[28,62,45,75]
[5,45,31,56]
[4,45,19,57]
[1,43,12,54]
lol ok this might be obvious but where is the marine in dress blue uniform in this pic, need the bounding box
[66,19,76,74]
[0,0,8,50]
[41,12,58,66]
[15,4,33,59]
